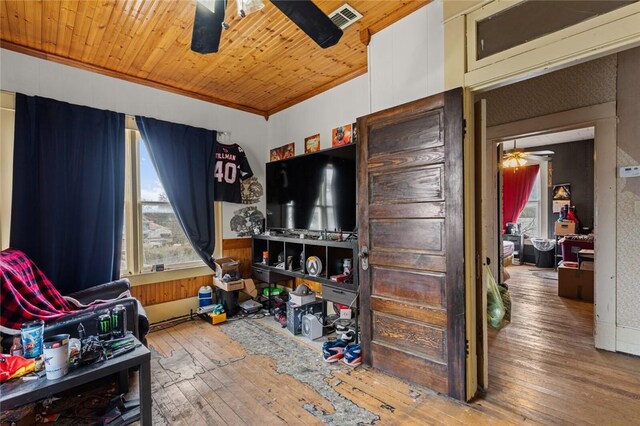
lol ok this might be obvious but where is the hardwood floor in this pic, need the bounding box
[144,265,640,425]
[473,265,640,425]
[146,319,505,425]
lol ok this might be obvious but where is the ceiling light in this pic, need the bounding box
[503,153,528,169]
[238,0,265,17]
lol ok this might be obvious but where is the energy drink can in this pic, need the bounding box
[97,313,112,340]
[111,305,127,338]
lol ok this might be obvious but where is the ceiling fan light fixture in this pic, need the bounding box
[503,155,527,169]
[238,0,265,17]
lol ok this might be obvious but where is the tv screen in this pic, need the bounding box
[266,144,357,232]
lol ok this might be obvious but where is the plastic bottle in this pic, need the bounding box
[10,335,23,356]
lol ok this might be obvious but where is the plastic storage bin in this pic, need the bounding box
[531,238,556,268]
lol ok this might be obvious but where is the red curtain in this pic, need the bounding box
[502,164,540,231]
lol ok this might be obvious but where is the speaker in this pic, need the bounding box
[301,314,323,340]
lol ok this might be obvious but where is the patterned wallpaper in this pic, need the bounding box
[480,55,617,127]
[615,48,640,329]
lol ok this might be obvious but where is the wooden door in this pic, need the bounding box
[357,88,466,400]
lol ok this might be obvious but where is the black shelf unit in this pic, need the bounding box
[251,233,359,341]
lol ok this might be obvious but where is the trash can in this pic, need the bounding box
[215,288,239,317]
[530,238,556,268]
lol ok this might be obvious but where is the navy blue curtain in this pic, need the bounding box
[10,94,125,295]
[135,116,217,270]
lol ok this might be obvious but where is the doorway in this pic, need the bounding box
[469,102,630,421]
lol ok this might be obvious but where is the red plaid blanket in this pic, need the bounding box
[1,248,77,332]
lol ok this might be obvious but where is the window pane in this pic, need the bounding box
[139,139,168,202]
[141,203,201,270]
[528,171,540,201]
[120,208,127,274]
[137,137,201,270]
[519,202,539,236]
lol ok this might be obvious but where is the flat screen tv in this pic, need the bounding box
[266,144,357,232]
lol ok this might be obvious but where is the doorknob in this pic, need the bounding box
[359,246,369,270]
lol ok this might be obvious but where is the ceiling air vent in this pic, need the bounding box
[329,4,363,30]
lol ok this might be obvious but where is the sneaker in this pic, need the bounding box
[343,343,362,367]
[274,311,287,328]
[339,330,356,344]
[322,339,348,363]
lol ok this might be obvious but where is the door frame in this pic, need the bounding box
[482,102,617,356]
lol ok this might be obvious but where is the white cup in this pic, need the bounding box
[43,334,70,380]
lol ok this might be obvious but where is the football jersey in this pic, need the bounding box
[214,142,254,203]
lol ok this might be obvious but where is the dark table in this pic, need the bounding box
[0,336,151,425]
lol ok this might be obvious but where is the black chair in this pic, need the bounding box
[45,278,149,345]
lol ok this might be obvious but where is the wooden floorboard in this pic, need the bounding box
[143,264,640,425]
[146,321,512,425]
[473,265,640,425]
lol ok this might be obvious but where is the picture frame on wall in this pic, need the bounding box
[553,183,571,200]
[351,122,358,145]
[332,123,352,146]
[270,142,295,161]
[305,134,320,153]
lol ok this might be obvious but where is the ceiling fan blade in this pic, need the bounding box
[528,150,555,155]
[191,0,226,54]
[270,0,343,49]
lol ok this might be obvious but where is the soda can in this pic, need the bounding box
[111,305,127,338]
[97,313,112,340]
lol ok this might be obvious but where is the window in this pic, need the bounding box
[519,175,540,237]
[121,125,202,275]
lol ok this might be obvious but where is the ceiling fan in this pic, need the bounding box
[191,0,344,54]
[503,140,554,168]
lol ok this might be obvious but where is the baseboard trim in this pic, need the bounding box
[145,297,199,324]
[595,321,617,351]
[616,326,640,356]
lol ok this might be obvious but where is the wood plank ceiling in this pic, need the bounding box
[0,0,429,117]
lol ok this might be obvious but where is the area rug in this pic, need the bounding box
[219,318,379,426]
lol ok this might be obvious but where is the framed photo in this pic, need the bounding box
[351,122,358,145]
[305,134,320,153]
[332,123,353,146]
[553,184,571,200]
[270,142,295,161]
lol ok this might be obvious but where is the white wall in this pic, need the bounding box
[369,0,444,113]
[267,0,445,150]
[0,48,267,239]
[266,74,370,152]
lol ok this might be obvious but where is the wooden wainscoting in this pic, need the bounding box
[130,275,213,306]
[131,238,252,307]
[222,238,252,279]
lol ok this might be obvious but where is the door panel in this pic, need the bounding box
[358,89,466,400]
[368,111,443,156]
[370,165,443,203]
[371,267,445,306]
[370,219,444,253]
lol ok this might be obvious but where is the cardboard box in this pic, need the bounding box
[289,292,316,306]
[286,300,324,335]
[554,221,576,236]
[213,276,244,292]
[558,265,593,301]
[213,277,258,298]
[214,257,240,279]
